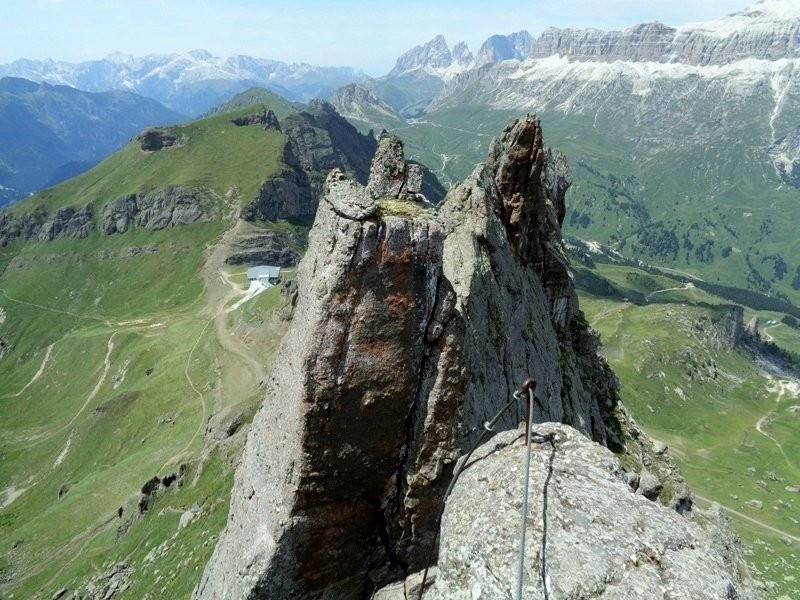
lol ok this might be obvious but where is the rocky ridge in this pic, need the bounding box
[385,1,800,82]
[0,187,216,246]
[195,117,638,599]
[330,84,403,124]
[241,101,378,223]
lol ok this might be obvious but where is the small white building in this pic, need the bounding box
[247,265,281,287]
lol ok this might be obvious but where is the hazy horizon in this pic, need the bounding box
[4,0,748,76]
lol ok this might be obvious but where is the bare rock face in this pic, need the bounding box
[36,206,93,241]
[135,127,180,151]
[100,187,213,234]
[0,205,93,245]
[241,106,378,222]
[224,230,303,267]
[230,108,281,131]
[366,134,427,201]
[420,425,754,600]
[195,117,622,599]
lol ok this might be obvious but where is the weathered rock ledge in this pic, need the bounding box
[413,424,753,600]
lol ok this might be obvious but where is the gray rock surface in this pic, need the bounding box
[388,35,453,78]
[422,424,753,600]
[0,206,93,245]
[135,127,180,151]
[37,206,93,241]
[224,229,303,267]
[240,105,377,222]
[195,117,625,599]
[331,83,400,123]
[100,187,213,234]
[637,468,663,500]
[525,5,800,66]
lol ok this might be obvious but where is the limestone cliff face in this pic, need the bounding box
[196,117,623,599]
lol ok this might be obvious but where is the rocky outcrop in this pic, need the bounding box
[36,206,93,241]
[768,126,800,188]
[330,84,402,124]
[417,425,754,599]
[224,230,303,267]
[195,116,623,599]
[241,104,378,221]
[0,186,214,245]
[100,187,213,234]
[231,109,281,131]
[0,206,93,245]
[135,127,180,151]
[366,134,427,201]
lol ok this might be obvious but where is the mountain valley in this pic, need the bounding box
[1,1,800,598]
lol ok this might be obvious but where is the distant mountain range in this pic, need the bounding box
[331,0,800,303]
[0,77,183,206]
[0,50,362,116]
[3,0,800,301]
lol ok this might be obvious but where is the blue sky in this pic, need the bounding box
[2,0,749,75]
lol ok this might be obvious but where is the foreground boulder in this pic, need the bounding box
[420,424,753,599]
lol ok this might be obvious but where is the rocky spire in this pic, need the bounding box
[365,133,426,201]
[195,117,622,599]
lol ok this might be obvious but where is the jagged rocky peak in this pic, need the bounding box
[450,41,473,66]
[475,30,534,65]
[388,34,453,77]
[365,133,426,201]
[194,116,627,599]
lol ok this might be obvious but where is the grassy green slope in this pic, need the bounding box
[577,262,800,598]
[8,105,287,217]
[0,100,299,598]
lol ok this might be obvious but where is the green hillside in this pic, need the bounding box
[575,260,800,598]
[207,86,300,120]
[8,104,287,217]
[0,95,304,598]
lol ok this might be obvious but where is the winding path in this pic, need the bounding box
[695,494,800,543]
[158,319,213,474]
[3,342,54,399]
[645,283,694,301]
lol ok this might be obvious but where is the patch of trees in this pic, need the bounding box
[782,314,799,329]
[637,222,679,259]
[745,253,771,292]
[569,210,593,229]
[694,240,715,263]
